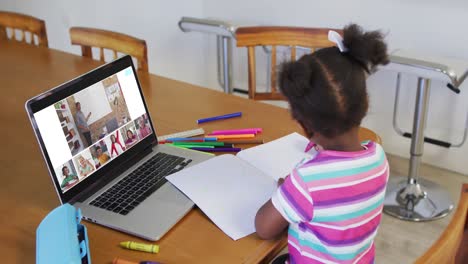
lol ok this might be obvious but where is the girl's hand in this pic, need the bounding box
[277,178,285,187]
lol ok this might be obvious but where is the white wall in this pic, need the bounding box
[2,0,468,175]
[0,0,208,87]
[201,0,468,176]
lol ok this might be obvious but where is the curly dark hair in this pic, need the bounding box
[279,24,389,138]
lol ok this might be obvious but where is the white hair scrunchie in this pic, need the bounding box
[328,30,348,53]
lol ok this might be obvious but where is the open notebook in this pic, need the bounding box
[167,132,314,240]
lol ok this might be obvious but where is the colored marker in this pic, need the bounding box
[214,134,255,139]
[159,139,204,144]
[221,139,264,144]
[166,137,217,142]
[197,112,242,124]
[113,258,161,264]
[209,128,262,135]
[166,144,216,156]
[112,257,138,264]
[214,144,234,148]
[170,144,215,148]
[189,147,241,152]
[173,141,225,146]
[120,241,159,254]
[208,130,256,136]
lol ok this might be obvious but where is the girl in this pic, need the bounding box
[76,155,95,177]
[125,129,138,147]
[137,116,152,139]
[110,133,126,158]
[255,24,390,264]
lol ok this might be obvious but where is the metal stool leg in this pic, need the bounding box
[383,78,454,221]
[217,36,233,94]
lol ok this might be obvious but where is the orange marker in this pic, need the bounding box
[113,257,138,264]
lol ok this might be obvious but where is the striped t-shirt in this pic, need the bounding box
[271,141,389,264]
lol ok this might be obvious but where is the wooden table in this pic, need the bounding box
[0,42,295,264]
[0,42,380,263]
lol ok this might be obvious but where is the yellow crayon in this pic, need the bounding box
[120,241,159,254]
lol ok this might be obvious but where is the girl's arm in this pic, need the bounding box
[255,199,289,239]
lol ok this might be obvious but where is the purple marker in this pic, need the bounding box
[189,147,241,152]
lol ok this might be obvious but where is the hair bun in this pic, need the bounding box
[343,24,389,72]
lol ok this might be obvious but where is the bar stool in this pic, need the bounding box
[179,17,237,94]
[382,50,468,221]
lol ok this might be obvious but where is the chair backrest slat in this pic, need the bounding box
[290,46,296,62]
[247,46,256,100]
[270,45,277,93]
[99,47,105,62]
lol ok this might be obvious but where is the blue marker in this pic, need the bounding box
[197,112,242,124]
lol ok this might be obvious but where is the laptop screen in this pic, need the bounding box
[29,57,155,198]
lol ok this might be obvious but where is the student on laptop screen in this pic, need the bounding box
[60,165,79,189]
[255,24,390,264]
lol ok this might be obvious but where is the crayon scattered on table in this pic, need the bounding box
[113,257,138,264]
[120,241,159,254]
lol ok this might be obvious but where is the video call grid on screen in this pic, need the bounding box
[34,67,153,193]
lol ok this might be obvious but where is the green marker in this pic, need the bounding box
[173,141,225,146]
[165,144,215,156]
[175,144,215,148]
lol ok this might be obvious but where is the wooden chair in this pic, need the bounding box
[236,26,339,101]
[416,183,468,264]
[69,27,148,72]
[236,27,382,144]
[359,127,382,145]
[0,11,48,47]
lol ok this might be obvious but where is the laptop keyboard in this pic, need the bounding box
[89,152,191,215]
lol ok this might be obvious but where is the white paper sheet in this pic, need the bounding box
[236,132,311,180]
[167,154,276,240]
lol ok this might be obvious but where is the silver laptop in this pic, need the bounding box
[25,55,211,240]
